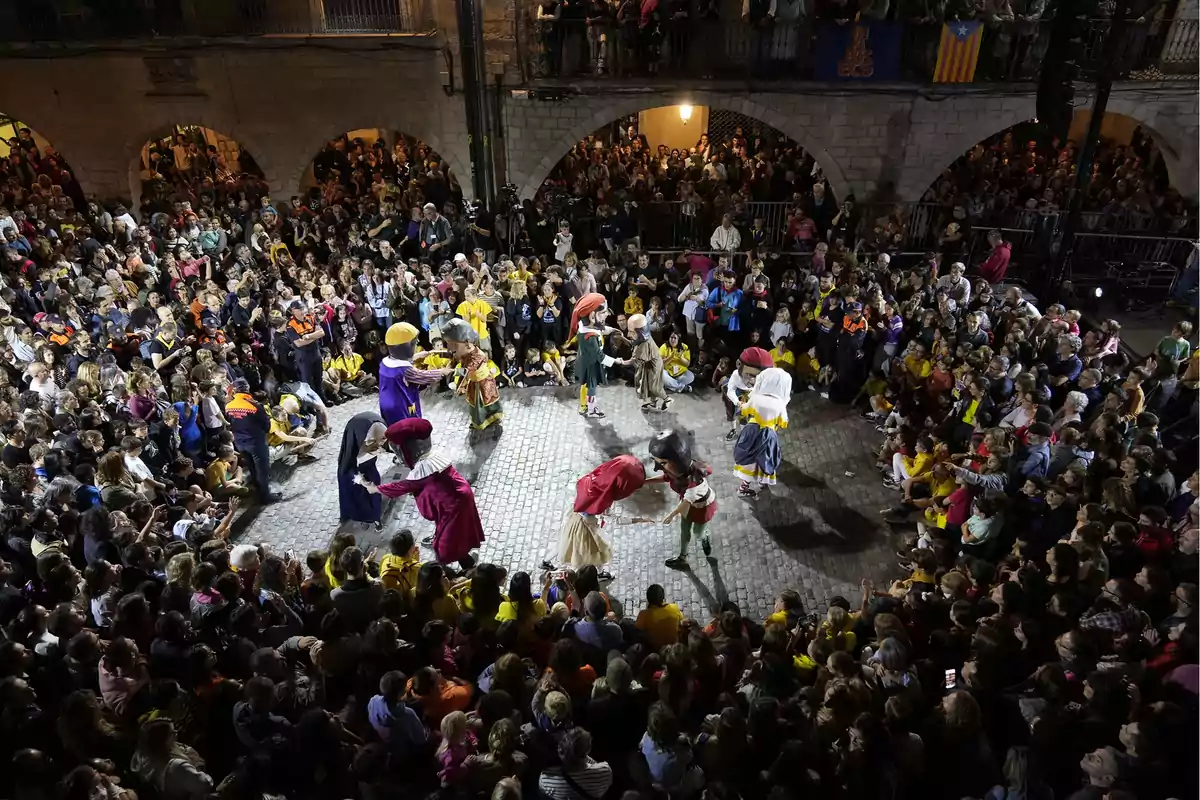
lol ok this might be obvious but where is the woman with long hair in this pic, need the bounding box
[497,571,548,638]
[413,562,461,629]
[96,450,140,509]
[323,531,357,589]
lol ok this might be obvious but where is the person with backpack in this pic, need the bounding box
[378,529,422,598]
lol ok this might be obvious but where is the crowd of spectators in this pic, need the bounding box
[0,117,1195,800]
[138,130,270,221]
[921,124,1196,236]
[531,0,1063,79]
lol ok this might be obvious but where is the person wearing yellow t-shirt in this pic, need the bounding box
[886,434,934,489]
[818,606,857,653]
[659,331,694,393]
[883,462,955,523]
[417,343,452,371]
[764,588,806,629]
[267,405,316,466]
[455,285,492,349]
[378,529,423,598]
[495,572,549,640]
[770,336,797,377]
[634,584,684,649]
[902,343,933,387]
[624,285,644,316]
[508,262,533,287]
[205,445,251,498]
[326,339,377,397]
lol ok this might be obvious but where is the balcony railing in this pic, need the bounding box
[522,16,1199,83]
[0,0,433,42]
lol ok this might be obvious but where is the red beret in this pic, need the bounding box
[385,417,433,446]
[739,347,774,368]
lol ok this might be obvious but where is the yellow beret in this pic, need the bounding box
[384,322,419,347]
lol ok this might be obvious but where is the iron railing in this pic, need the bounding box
[522,17,1199,83]
[0,0,433,41]
[1067,233,1198,282]
[536,198,1191,259]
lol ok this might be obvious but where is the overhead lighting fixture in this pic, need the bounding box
[678,104,693,124]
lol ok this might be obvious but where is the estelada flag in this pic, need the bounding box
[933,20,984,83]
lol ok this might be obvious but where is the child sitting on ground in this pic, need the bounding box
[520,348,549,388]
[500,342,520,388]
[542,343,568,386]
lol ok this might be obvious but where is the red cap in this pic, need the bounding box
[385,417,433,446]
[739,347,774,368]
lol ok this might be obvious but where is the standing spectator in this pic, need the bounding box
[710,213,741,255]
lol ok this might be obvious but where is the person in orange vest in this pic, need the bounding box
[830,301,869,404]
[225,378,280,504]
[285,300,326,401]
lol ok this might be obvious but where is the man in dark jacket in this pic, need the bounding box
[225,379,280,504]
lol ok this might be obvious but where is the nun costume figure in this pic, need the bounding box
[356,417,485,568]
[732,367,792,499]
[337,412,389,528]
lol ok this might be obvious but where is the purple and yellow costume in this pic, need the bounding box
[379,322,448,425]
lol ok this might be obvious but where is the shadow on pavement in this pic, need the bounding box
[748,458,881,553]
[683,556,731,616]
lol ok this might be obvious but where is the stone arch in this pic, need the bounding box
[0,112,91,201]
[896,89,1199,201]
[1103,92,1198,199]
[279,120,472,202]
[509,92,851,202]
[895,95,1038,201]
[125,122,275,213]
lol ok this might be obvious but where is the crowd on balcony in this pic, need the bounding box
[0,116,1195,800]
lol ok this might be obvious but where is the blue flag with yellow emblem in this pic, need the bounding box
[814,20,902,81]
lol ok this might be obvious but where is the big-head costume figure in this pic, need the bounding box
[723,346,774,441]
[650,430,718,569]
[442,318,503,431]
[570,292,618,418]
[356,417,485,568]
[378,322,449,425]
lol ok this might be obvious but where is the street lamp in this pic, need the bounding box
[678,104,693,124]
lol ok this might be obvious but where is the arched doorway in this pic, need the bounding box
[136,125,268,217]
[300,130,462,217]
[922,111,1185,220]
[0,115,85,212]
[532,105,839,257]
[906,110,1196,267]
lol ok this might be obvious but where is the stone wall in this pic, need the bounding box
[0,37,1194,208]
[502,85,1199,202]
[0,40,470,206]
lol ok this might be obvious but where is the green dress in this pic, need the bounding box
[576,329,608,393]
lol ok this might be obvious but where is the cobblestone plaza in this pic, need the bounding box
[238,386,900,620]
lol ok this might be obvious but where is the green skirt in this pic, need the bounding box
[468,393,503,430]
